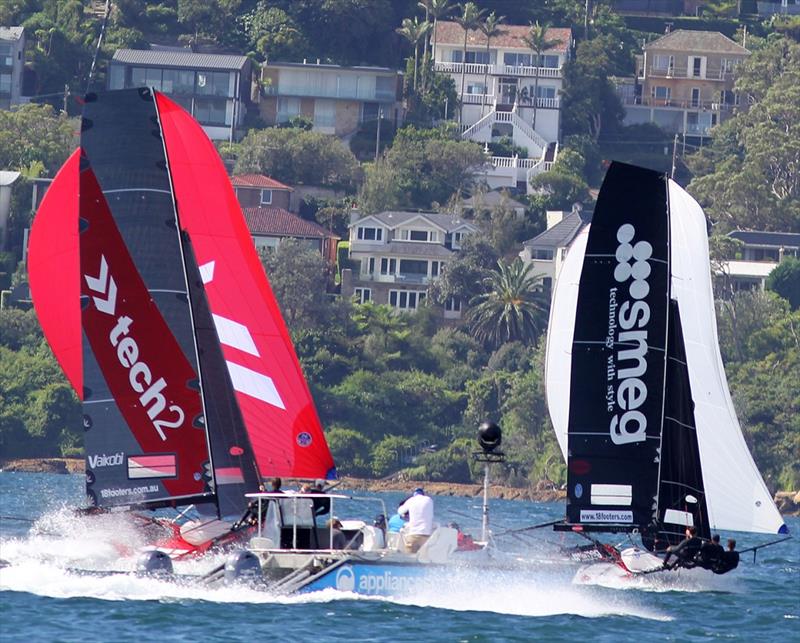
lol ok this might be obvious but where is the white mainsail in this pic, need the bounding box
[667,180,785,534]
[544,227,589,462]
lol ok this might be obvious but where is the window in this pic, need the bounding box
[0,43,11,67]
[194,97,228,125]
[534,248,554,260]
[108,65,125,90]
[652,55,674,73]
[277,97,301,123]
[652,86,670,102]
[689,56,704,79]
[540,54,559,68]
[196,71,231,97]
[353,288,371,304]
[453,50,489,64]
[444,297,461,312]
[357,226,382,241]
[380,257,396,275]
[431,261,442,278]
[361,257,375,276]
[389,289,426,310]
[0,73,10,94]
[398,259,428,279]
[260,189,273,205]
[452,231,468,248]
[410,230,429,241]
[504,52,532,67]
[466,83,487,95]
[534,85,556,99]
[162,69,195,94]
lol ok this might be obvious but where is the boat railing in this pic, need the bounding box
[245,492,388,551]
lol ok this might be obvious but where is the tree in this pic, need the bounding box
[522,21,558,131]
[260,239,332,331]
[420,0,453,89]
[467,258,548,348]
[454,1,484,124]
[234,127,362,190]
[0,104,75,175]
[686,36,800,232]
[767,256,800,310]
[479,12,504,118]
[396,16,431,92]
[242,4,309,61]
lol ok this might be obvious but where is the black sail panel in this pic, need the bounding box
[565,162,670,531]
[180,232,262,518]
[647,299,710,547]
[80,88,213,508]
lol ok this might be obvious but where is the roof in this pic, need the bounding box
[461,190,526,210]
[264,61,401,75]
[112,49,249,70]
[720,260,778,278]
[434,21,571,53]
[728,230,800,248]
[231,174,293,191]
[0,26,24,41]
[354,211,479,233]
[242,207,337,239]
[523,211,588,249]
[645,30,749,55]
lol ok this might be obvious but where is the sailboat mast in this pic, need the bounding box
[652,174,673,530]
[151,88,219,515]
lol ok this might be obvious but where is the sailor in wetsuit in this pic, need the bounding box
[712,538,740,574]
[696,534,724,570]
[663,526,703,569]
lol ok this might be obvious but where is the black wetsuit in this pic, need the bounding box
[664,536,703,568]
[696,542,724,570]
[713,550,740,574]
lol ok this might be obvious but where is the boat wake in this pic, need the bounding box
[572,562,740,593]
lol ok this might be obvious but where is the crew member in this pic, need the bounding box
[696,534,724,570]
[397,488,434,553]
[663,526,702,569]
[270,477,284,493]
[713,539,740,574]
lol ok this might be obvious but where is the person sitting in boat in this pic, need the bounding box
[308,480,331,517]
[663,526,702,569]
[270,477,284,493]
[327,518,348,549]
[712,539,740,575]
[388,500,409,533]
[696,534,724,570]
[397,488,434,554]
[448,522,480,551]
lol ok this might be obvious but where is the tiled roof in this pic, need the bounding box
[728,230,800,248]
[434,22,571,53]
[356,210,479,233]
[112,48,249,70]
[0,26,24,41]
[243,207,336,239]
[231,174,293,190]
[523,211,589,249]
[645,30,749,55]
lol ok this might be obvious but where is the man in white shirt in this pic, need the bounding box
[397,488,434,553]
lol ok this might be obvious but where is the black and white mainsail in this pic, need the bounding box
[548,161,787,538]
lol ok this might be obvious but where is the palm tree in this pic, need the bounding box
[396,17,432,92]
[454,1,485,124]
[421,0,453,68]
[522,21,559,132]
[467,258,547,348]
[479,12,504,118]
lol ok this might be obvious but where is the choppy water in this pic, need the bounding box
[0,472,797,642]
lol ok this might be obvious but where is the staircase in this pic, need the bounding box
[461,105,548,159]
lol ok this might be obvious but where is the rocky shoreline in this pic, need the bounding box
[2,457,797,514]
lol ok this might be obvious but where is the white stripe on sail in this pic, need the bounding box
[591,483,633,506]
[213,314,259,356]
[226,361,285,410]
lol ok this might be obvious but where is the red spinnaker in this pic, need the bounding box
[28,149,82,398]
[156,92,336,480]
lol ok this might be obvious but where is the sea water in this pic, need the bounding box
[0,472,797,642]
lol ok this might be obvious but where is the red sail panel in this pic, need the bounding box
[80,163,209,500]
[155,92,336,480]
[28,149,83,398]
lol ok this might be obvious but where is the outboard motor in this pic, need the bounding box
[136,550,174,576]
[224,550,262,584]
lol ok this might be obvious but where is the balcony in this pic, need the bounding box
[645,66,738,81]
[265,83,397,102]
[356,272,431,285]
[435,61,562,79]
[618,94,735,111]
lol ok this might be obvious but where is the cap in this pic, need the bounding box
[414,487,424,495]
